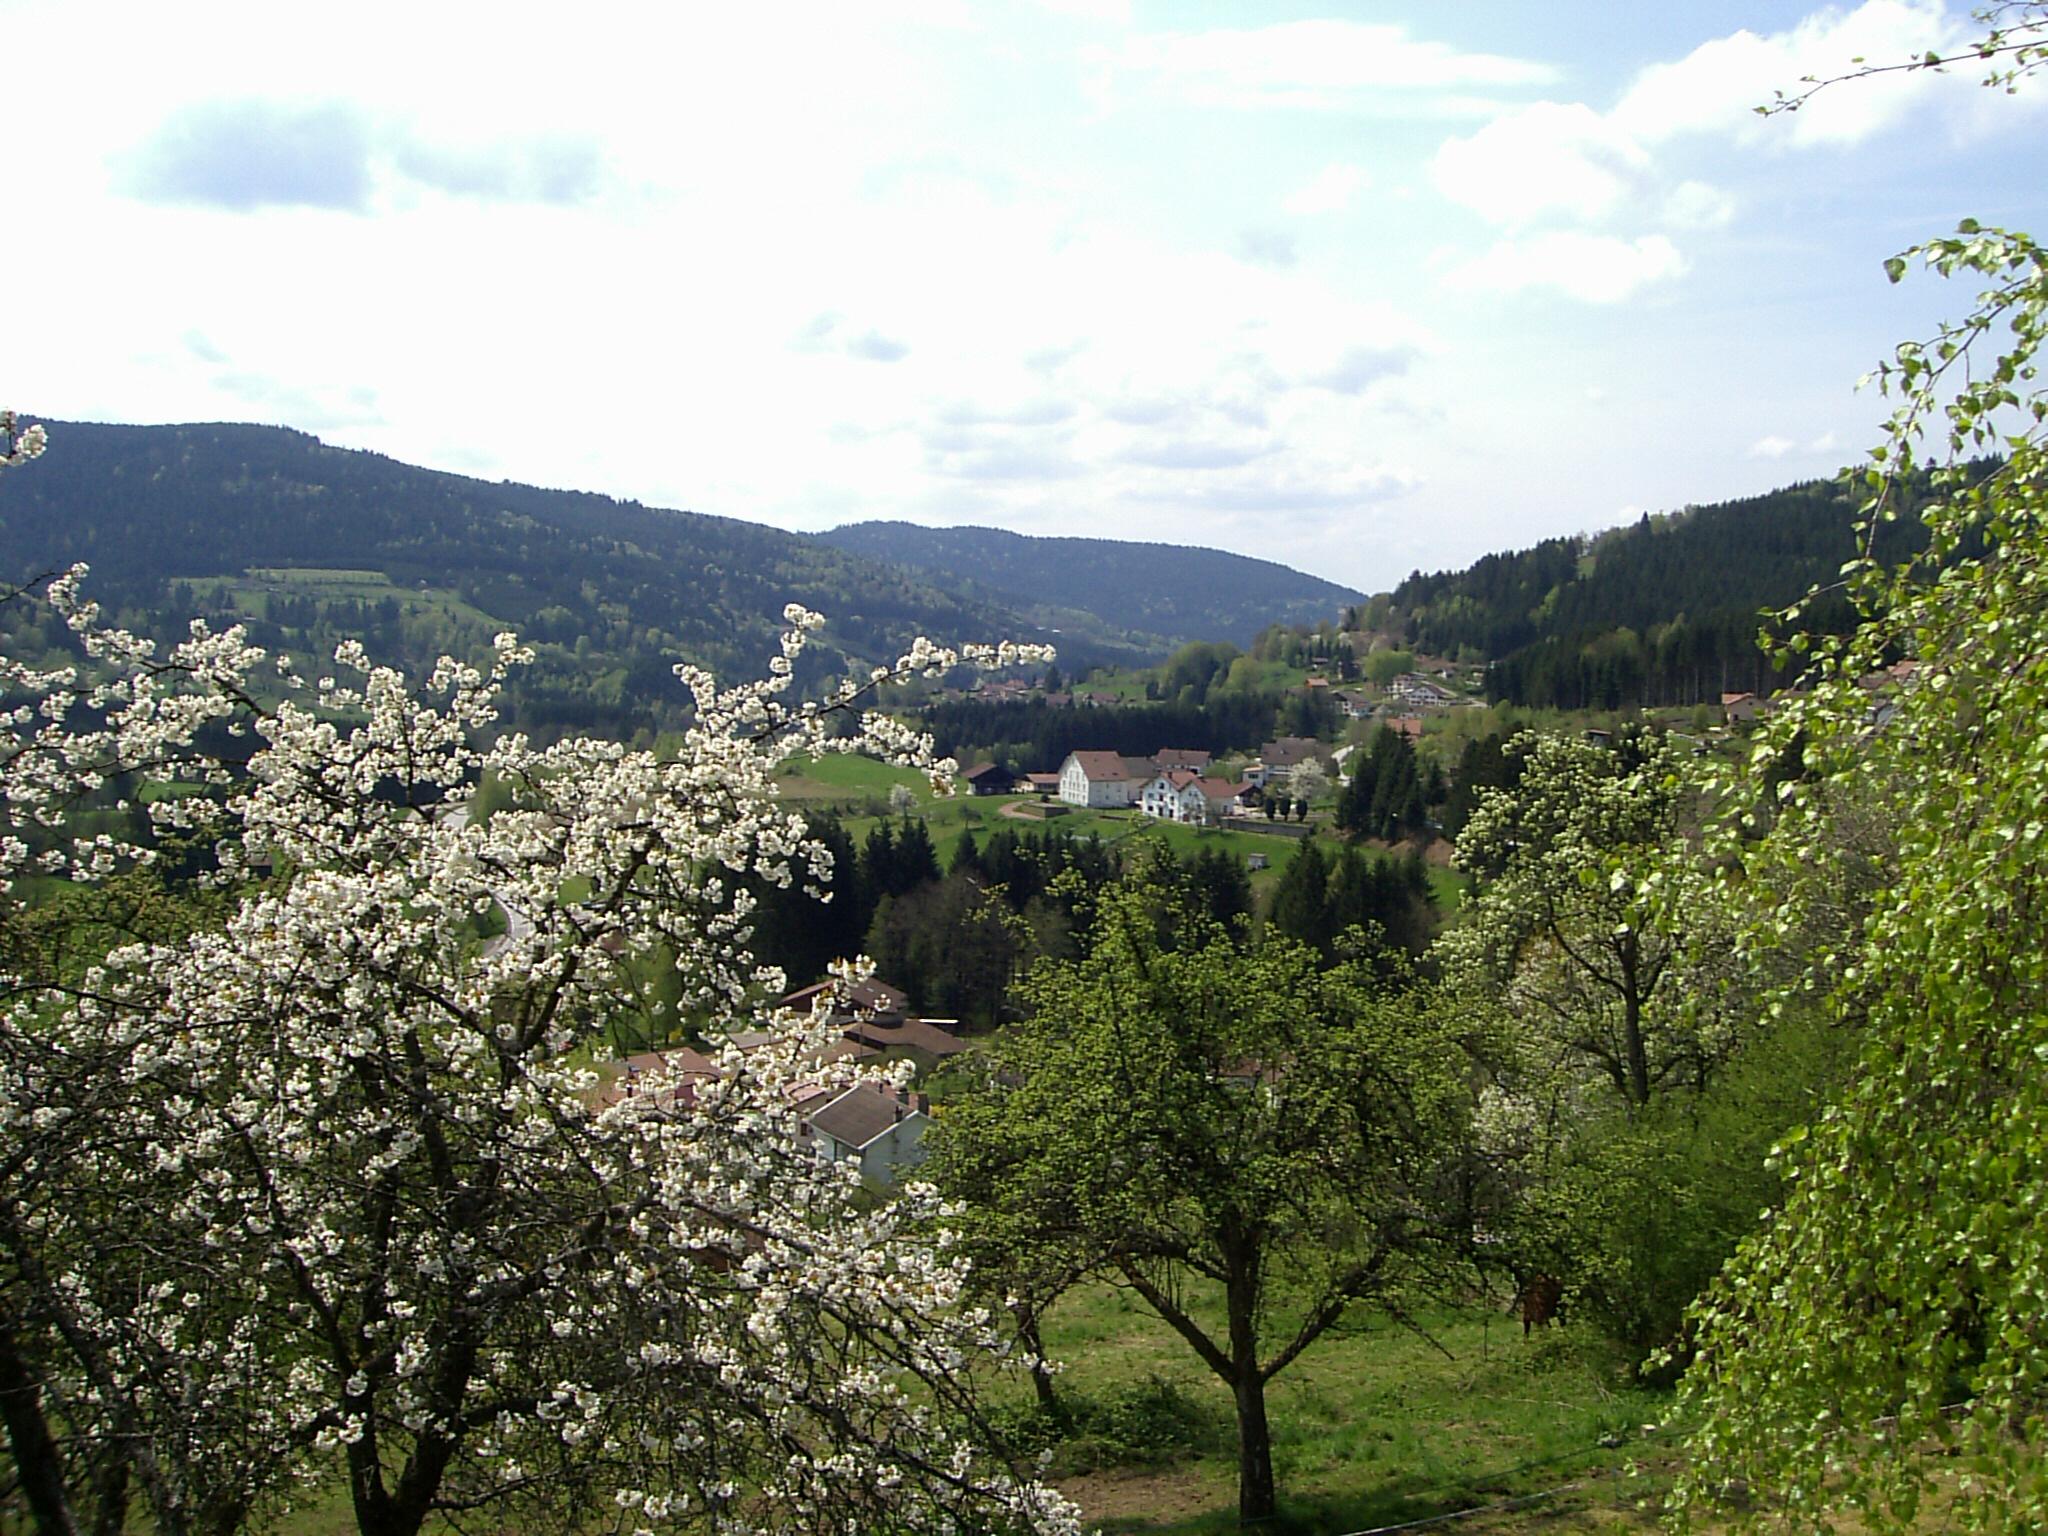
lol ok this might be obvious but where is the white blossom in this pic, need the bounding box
[0,543,1074,1536]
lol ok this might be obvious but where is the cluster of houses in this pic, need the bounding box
[599,977,958,1187]
[1014,738,1344,824]
[1047,747,1241,822]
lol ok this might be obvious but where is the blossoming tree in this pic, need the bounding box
[0,422,1077,1536]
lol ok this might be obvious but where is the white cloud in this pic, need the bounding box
[1661,179,1736,230]
[1236,228,1300,268]
[1283,162,1370,216]
[119,98,606,212]
[1751,430,1843,459]
[1432,101,1648,226]
[794,312,912,363]
[1102,21,1553,113]
[1307,345,1415,395]
[1446,232,1686,303]
[1031,0,1131,20]
[1612,0,1968,147]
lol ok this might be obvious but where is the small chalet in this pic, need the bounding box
[960,762,1018,796]
[805,1083,933,1187]
[1721,691,1760,726]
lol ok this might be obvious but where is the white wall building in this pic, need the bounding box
[1059,750,1146,808]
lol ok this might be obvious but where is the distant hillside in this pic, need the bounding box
[818,522,1362,650]
[0,421,1147,738]
[1376,475,1941,710]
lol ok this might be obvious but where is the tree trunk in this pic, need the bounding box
[1224,1252,1276,1525]
[1015,1308,1065,1424]
[1231,1370,1277,1526]
[1620,936,1650,1108]
[0,1313,81,1536]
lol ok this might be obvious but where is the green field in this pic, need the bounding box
[773,755,1467,907]
[177,567,510,635]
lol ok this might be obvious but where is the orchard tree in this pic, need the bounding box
[1441,730,1737,1112]
[0,434,1078,1536]
[929,876,1470,1525]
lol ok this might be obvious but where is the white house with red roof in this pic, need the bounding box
[1058,750,1149,808]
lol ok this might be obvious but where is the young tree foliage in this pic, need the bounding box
[0,460,1077,1536]
[929,877,1470,1525]
[1673,226,2048,1532]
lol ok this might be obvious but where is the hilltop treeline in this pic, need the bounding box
[1371,473,1958,708]
[923,690,1340,772]
[819,521,1361,648]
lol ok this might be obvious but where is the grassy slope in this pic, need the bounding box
[1021,1283,1674,1534]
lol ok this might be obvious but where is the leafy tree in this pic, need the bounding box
[931,880,1470,1525]
[1182,846,1253,933]
[1362,648,1413,687]
[1443,731,1735,1111]
[1674,220,2048,1531]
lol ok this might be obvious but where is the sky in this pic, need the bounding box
[7,0,2046,594]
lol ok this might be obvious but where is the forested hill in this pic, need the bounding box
[1377,474,1938,709]
[818,521,1362,649]
[0,420,1127,738]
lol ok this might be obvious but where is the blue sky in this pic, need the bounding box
[8,0,2045,592]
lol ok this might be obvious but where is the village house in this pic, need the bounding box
[1721,691,1760,726]
[1058,750,1151,807]
[1138,765,1196,823]
[1140,769,1248,824]
[1245,736,1333,788]
[1151,747,1213,772]
[778,977,909,1021]
[804,1082,933,1187]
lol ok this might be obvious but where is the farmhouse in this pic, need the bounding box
[1058,750,1151,808]
[1140,770,1249,825]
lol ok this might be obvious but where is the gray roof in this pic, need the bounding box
[809,1083,927,1150]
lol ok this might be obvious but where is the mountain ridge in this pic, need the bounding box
[818,520,1361,650]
